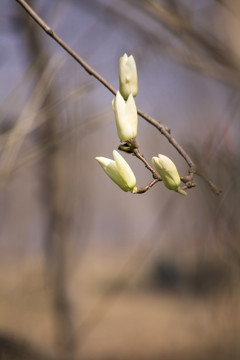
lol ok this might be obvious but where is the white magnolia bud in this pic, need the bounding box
[112,91,138,141]
[152,154,187,195]
[119,53,138,100]
[96,150,136,192]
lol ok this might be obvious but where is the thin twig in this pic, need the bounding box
[134,179,160,194]
[137,109,195,169]
[133,148,161,179]
[15,0,221,195]
[196,171,222,195]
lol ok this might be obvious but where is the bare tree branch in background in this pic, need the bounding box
[15,0,222,195]
[0,57,63,184]
[137,0,240,86]
[17,2,77,357]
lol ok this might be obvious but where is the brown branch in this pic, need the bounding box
[196,170,222,195]
[137,109,196,169]
[133,148,161,179]
[134,179,160,194]
[15,0,116,95]
[15,0,221,195]
[132,147,161,193]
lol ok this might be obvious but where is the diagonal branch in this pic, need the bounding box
[16,0,116,95]
[15,0,221,195]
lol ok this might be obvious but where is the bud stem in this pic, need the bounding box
[133,179,160,194]
[133,148,161,180]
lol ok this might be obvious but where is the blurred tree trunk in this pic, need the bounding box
[19,1,76,357]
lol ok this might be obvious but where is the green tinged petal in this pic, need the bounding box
[152,154,185,195]
[112,91,138,141]
[96,151,136,192]
[119,53,138,100]
[113,150,136,190]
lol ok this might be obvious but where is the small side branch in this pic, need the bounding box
[133,148,161,180]
[134,179,160,194]
[196,171,222,195]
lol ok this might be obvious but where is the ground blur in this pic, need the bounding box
[1,245,240,360]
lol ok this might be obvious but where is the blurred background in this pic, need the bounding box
[0,0,240,359]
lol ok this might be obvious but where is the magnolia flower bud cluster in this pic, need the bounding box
[96,53,186,196]
[96,53,139,193]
